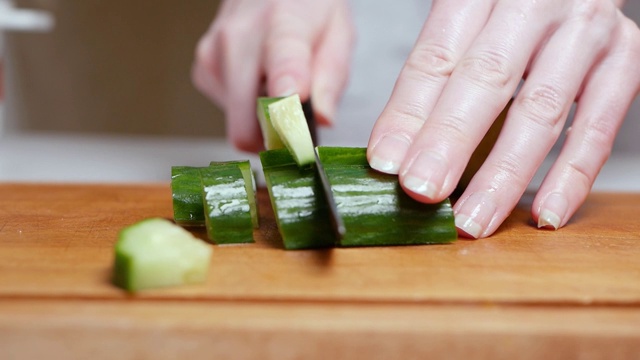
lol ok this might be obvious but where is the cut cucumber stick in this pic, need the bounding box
[171,161,258,244]
[260,148,336,249]
[261,147,457,248]
[113,218,212,292]
[266,94,316,167]
[200,163,255,245]
[257,96,285,150]
[316,147,457,246]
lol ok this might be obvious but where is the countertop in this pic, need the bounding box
[1,132,639,359]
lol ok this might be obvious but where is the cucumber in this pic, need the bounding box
[172,161,258,236]
[113,218,212,292]
[209,160,259,229]
[200,163,255,244]
[257,97,286,150]
[267,94,316,167]
[317,147,457,246]
[171,166,206,226]
[260,148,336,249]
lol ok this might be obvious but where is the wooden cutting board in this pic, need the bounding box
[1,183,639,359]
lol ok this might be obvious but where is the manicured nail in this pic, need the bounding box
[455,214,483,239]
[454,191,497,239]
[399,151,448,199]
[537,192,568,230]
[368,134,411,174]
[273,75,297,97]
[403,176,437,199]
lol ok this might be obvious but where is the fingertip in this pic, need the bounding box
[401,176,439,201]
[310,92,336,126]
[367,133,411,175]
[229,132,264,153]
[270,75,299,97]
[452,190,500,239]
[226,110,264,153]
[454,215,482,239]
[534,192,569,230]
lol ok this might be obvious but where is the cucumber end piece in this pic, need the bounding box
[171,166,206,226]
[113,218,212,292]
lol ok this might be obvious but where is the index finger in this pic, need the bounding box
[264,0,335,100]
[367,0,495,175]
[396,1,561,202]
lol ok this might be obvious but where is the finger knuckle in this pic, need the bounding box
[387,105,429,132]
[618,18,640,63]
[516,84,566,132]
[194,35,217,70]
[220,19,255,43]
[572,0,613,24]
[492,153,529,189]
[458,50,514,91]
[580,116,617,155]
[194,39,210,66]
[569,0,618,50]
[404,43,457,82]
[566,159,596,190]
[430,113,470,144]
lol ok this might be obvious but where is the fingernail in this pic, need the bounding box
[455,214,483,239]
[537,192,568,230]
[368,134,411,174]
[400,151,448,199]
[312,92,335,125]
[403,176,437,199]
[273,75,297,97]
[454,191,497,239]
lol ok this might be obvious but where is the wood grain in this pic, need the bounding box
[1,183,639,358]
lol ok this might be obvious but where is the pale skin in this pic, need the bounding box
[192,0,640,238]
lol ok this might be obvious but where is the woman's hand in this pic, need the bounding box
[367,0,640,238]
[192,0,355,152]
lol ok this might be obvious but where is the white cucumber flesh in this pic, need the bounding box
[113,218,212,291]
[268,94,315,167]
[257,97,286,150]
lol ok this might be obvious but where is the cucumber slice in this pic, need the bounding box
[113,218,212,292]
[200,164,255,244]
[172,161,259,232]
[171,166,206,226]
[257,97,286,150]
[261,148,336,250]
[317,147,457,246]
[268,94,315,167]
[209,160,259,229]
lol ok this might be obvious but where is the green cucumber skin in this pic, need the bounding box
[200,166,255,245]
[257,97,286,150]
[316,146,369,167]
[317,147,457,246]
[171,166,206,226]
[209,160,259,229]
[261,149,336,250]
[173,161,259,231]
[325,166,456,246]
[113,250,134,291]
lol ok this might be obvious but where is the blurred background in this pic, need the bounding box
[0,0,639,187]
[3,0,225,136]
